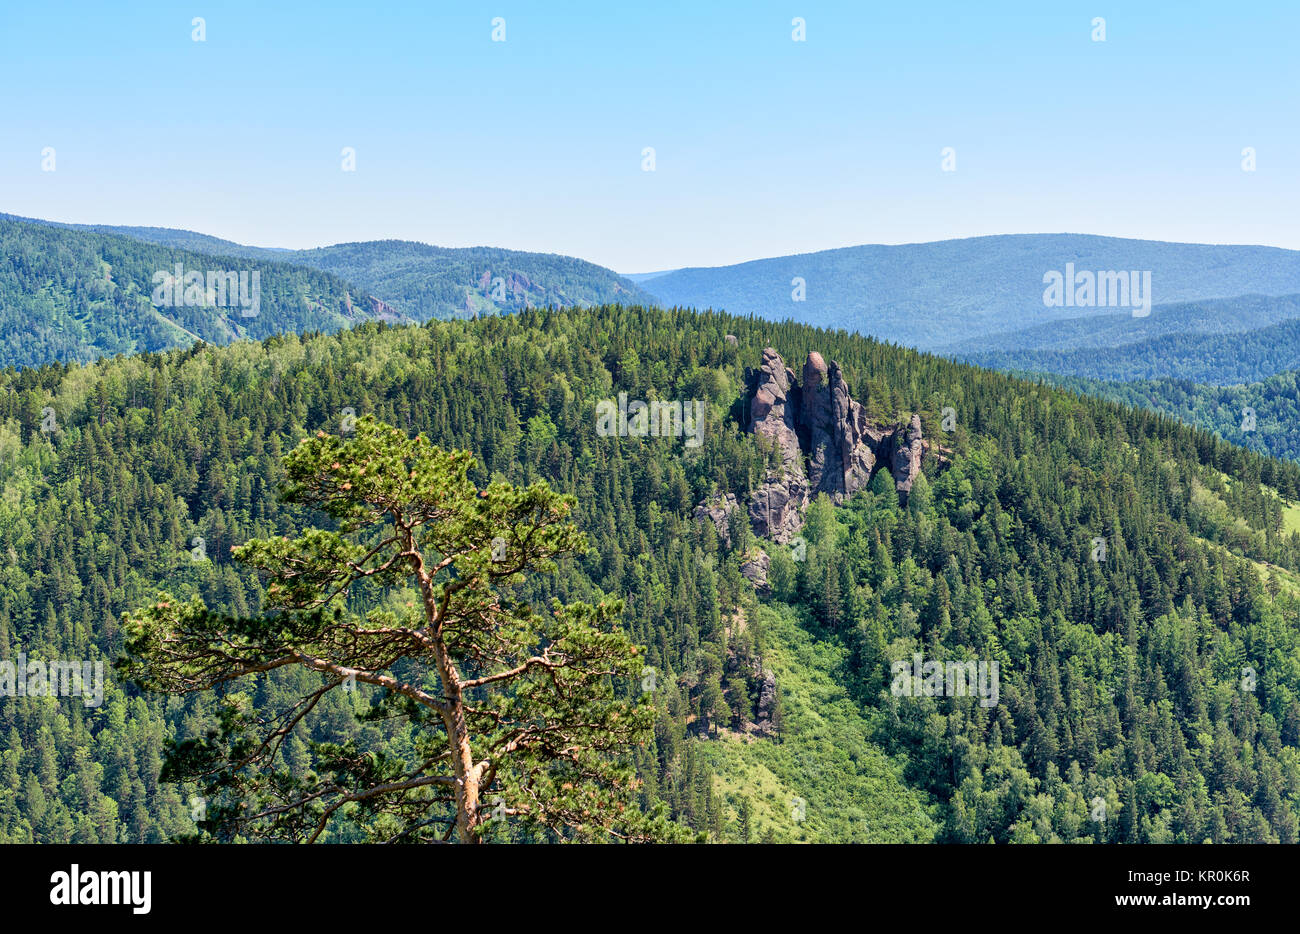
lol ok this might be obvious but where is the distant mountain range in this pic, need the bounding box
[629,235,1300,465]
[2,214,656,324]
[942,292,1300,357]
[8,215,1300,463]
[0,214,657,366]
[948,295,1300,385]
[639,234,1300,350]
[0,215,381,368]
[630,236,1300,463]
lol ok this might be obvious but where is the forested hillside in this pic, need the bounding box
[945,293,1300,465]
[3,215,657,326]
[944,293,1300,356]
[1047,369,1300,465]
[280,240,657,321]
[960,318,1300,385]
[1,306,1298,843]
[0,216,387,368]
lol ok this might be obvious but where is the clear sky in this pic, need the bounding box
[2,1,1296,272]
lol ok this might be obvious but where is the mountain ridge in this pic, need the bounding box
[1,213,658,325]
[640,233,1300,349]
[0,214,390,368]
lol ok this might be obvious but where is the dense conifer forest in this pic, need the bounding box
[0,215,656,356]
[0,216,389,368]
[1044,370,1300,468]
[1,305,1298,842]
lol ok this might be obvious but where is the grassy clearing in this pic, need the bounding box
[698,602,936,843]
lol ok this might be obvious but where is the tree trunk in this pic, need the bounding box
[448,697,481,843]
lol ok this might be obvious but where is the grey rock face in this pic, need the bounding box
[800,351,834,493]
[748,476,808,543]
[891,413,925,499]
[817,358,881,501]
[749,347,803,472]
[753,667,778,736]
[748,347,810,543]
[794,350,887,502]
[739,550,771,594]
[693,493,741,547]
[693,346,933,545]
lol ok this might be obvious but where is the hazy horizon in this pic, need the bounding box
[12,209,1300,278]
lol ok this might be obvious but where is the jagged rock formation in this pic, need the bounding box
[747,347,809,543]
[800,351,882,501]
[698,346,940,553]
[892,413,925,496]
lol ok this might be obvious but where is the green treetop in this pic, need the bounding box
[119,416,685,843]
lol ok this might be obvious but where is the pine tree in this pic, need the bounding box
[120,417,687,843]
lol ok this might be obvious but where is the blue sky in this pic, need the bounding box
[2,1,1296,271]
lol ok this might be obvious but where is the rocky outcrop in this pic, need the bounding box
[694,493,741,548]
[749,347,802,467]
[507,272,533,300]
[476,270,536,303]
[800,351,834,492]
[891,414,925,496]
[753,667,778,736]
[801,351,882,501]
[368,295,400,321]
[740,550,771,594]
[749,478,808,544]
[693,346,939,547]
[747,347,809,543]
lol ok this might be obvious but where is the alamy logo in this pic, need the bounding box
[891,654,1000,707]
[596,393,705,448]
[152,264,260,317]
[1042,264,1151,317]
[0,655,104,707]
[50,864,151,914]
